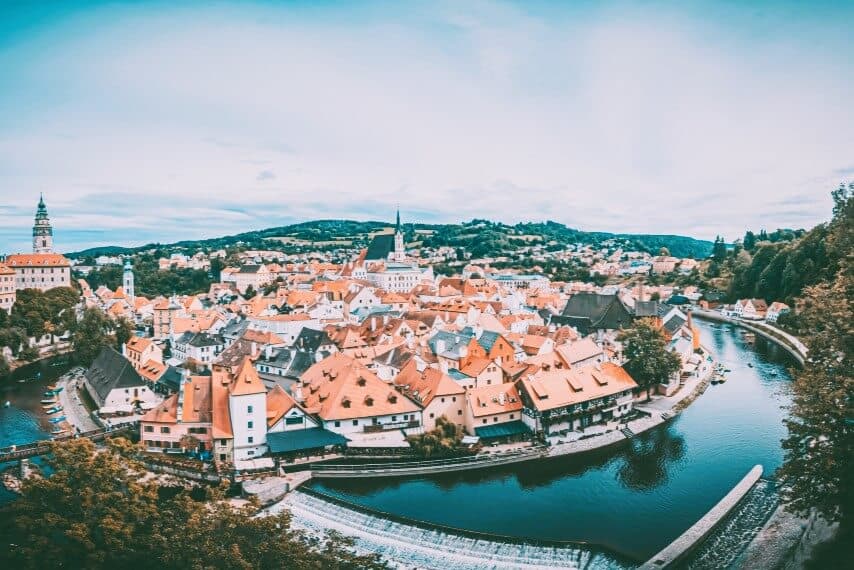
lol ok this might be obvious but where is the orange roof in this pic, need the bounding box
[0,263,15,275]
[211,366,233,438]
[460,355,493,377]
[229,357,267,396]
[5,253,70,267]
[137,359,167,383]
[242,328,286,345]
[467,383,523,418]
[520,362,638,412]
[394,361,464,406]
[266,384,297,427]
[299,353,419,421]
[141,393,179,424]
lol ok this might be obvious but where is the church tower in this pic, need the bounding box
[391,208,405,262]
[123,258,135,301]
[32,194,54,253]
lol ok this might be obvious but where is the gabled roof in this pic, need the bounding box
[299,353,419,420]
[558,293,633,333]
[229,357,267,396]
[519,363,637,412]
[85,346,146,403]
[394,361,464,406]
[364,234,395,261]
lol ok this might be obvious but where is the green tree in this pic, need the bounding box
[658,247,670,256]
[244,285,257,299]
[743,230,757,251]
[0,438,387,570]
[113,317,133,350]
[711,236,727,263]
[618,319,682,401]
[73,307,110,365]
[0,353,10,379]
[407,416,468,458]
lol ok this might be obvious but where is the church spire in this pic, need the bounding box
[395,207,401,233]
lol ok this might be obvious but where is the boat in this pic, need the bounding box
[41,398,58,405]
[50,428,69,437]
[41,402,59,409]
[46,385,63,393]
[748,362,754,367]
[46,406,64,414]
[48,416,66,424]
[3,401,9,408]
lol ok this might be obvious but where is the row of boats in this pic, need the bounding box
[41,384,69,436]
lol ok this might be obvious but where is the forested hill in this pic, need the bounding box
[726,183,852,304]
[67,219,714,259]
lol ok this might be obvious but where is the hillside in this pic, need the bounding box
[67,219,714,259]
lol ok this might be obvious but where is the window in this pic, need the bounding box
[441,397,445,403]
[391,416,397,422]
[510,414,515,419]
[160,427,170,434]
[248,436,254,444]
[452,396,456,402]
[285,416,303,425]
[334,421,341,427]
[494,417,498,422]
[144,426,154,433]
[352,420,358,426]
[429,413,435,419]
[247,421,253,429]
[248,450,255,456]
[482,419,487,424]
[248,405,254,413]
[458,410,463,415]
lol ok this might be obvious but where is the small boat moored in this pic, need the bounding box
[48,416,66,424]
[41,398,58,405]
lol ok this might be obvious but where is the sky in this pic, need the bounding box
[1,0,853,253]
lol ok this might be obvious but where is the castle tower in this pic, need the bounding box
[32,194,54,253]
[391,208,405,262]
[123,258,135,301]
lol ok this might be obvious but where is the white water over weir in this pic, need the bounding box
[271,488,633,569]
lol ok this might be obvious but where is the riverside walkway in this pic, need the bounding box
[310,447,548,478]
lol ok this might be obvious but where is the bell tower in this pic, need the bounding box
[123,258,135,301]
[391,208,405,262]
[33,194,54,253]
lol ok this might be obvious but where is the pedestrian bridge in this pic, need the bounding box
[0,424,136,463]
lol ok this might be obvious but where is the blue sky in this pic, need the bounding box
[1,0,852,253]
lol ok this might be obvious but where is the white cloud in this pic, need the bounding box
[0,1,851,252]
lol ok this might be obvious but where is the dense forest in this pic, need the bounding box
[775,183,852,568]
[724,183,852,304]
[68,218,715,260]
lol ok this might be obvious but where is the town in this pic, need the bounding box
[1,196,793,469]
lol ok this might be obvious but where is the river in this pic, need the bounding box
[308,320,797,562]
[0,355,75,503]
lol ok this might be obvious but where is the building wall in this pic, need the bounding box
[228,392,268,460]
[423,395,465,431]
[464,409,520,436]
[0,270,15,312]
[13,266,71,291]
[322,410,423,435]
[141,421,212,451]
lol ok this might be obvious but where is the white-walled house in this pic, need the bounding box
[84,347,162,414]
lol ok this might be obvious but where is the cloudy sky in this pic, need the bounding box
[1,0,852,253]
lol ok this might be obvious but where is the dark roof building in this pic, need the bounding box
[84,346,147,406]
[364,234,395,261]
[554,293,634,335]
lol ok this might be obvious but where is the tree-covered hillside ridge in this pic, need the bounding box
[726,183,853,305]
[68,219,715,259]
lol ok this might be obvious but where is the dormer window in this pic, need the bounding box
[388,394,397,404]
[342,398,351,408]
[364,396,374,407]
[357,377,367,387]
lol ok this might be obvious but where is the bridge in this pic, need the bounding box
[0,424,136,463]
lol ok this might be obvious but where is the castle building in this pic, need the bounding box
[4,196,71,293]
[0,263,15,312]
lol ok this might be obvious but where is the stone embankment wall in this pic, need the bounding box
[639,465,764,569]
[692,310,806,365]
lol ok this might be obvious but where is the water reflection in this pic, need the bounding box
[617,424,685,491]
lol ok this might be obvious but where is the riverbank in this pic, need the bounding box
[692,309,807,365]
[738,506,838,569]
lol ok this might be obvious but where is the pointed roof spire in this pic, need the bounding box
[395,207,401,233]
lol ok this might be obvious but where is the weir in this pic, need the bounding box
[274,487,634,569]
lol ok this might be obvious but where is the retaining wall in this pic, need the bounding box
[640,464,764,568]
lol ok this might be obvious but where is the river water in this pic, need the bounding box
[0,356,75,503]
[308,321,796,562]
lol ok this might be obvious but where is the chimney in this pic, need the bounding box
[265,344,273,359]
[292,383,304,403]
[435,339,446,354]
